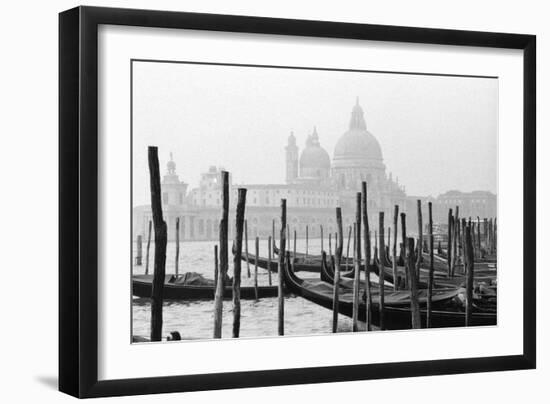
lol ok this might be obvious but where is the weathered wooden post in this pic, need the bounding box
[145,220,152,275]
[477,216,482,259]
[148,146,167,342]
[447,209,453,277]
[374,230,378,261]
[305,224,309,259]
[244,219,251,278]
[329,233,332,257]
[293,229,297,260]
[361,182,372,330]
[213,245,219,290]
[272,219,276,254]
[452,206,459,275]
[136,235,143,266]
[254,236,259,301]
[278,199,287,336]
[392,205,399,290]
[465,223,475,326]
[320,224,324,254]
[483,218,489,251]
[175,217,180,276]
[213,171,229,339]
[267,236,273,286]
[400,213,408,289]
[332,207,344,333]
[378,212,385,330]
[352,193,362,332]
[461,218,467,275]
[232,188,247,338]
[407,238,421,329]
[346,225,352,270]
[427,202,434,328]
[416,200,423,284]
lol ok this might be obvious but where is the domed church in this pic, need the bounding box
[285,98,406,212]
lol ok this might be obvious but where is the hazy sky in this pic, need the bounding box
[132,60,497,206]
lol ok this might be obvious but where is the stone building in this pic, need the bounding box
[133,99,496,241]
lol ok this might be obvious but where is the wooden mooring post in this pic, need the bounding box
[175,217,180,276]
[254,236,259,301]
[136,235,143,266]
[232,189,247,338]
[244,219,251,278]
[407,237,421,329]
[148,146,167,342]
[361,182,372,330]
[329,233,332,257]
[213,245,219,290]
[267,236,273,286]
[346,225,352,270]
[278,199,287,336]
[293,229,297,260]
[332,207,343,333]
[477,216,482,259]
[213,171,229,339]
[145,220,152,275]
[352,193,362,332]
[378,212,385,330]
[392,205,399,290]
[416,200,423,284]
[305,225,309,259]
[320,225,324,254]
[447,208,453,277]
[427,202,434,328]
[400,213,408,289]
[465,223,475,326]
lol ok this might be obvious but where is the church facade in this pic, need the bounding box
[133,100,496,241]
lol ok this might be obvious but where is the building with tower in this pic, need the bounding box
[133,99,496,241]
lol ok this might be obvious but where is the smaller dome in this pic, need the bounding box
[299,127,330,173]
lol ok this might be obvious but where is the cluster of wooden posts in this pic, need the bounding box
[141,147,496,341]
[445,209,497,278]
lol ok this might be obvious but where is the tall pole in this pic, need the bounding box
[148,146,167,342]
[278,199,287,336]
[175,217,180,276]
[232,189,247,338]
[244,219,251,278]
[378,212,385,330]
[361,182,372,330]
[352,193,361,332]
[427,202,434,328]
[392,205,399,290]
[400,213,408,290]
[407,238,421,329]
[416,200,423,284]
[332,207,344,333]
[213,171,229,339]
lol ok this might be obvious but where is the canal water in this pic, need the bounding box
[132,238,379,340]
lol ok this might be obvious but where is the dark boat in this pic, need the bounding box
[132,273,279,300]
[282,253,497,329]
[243,254,342,273]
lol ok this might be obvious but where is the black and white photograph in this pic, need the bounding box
[131,60,498,342]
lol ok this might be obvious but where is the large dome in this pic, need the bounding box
[299,127,330,176]
[333,100,383,168]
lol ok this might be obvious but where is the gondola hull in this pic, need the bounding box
[283,258,496,329]
[132,275,279,300]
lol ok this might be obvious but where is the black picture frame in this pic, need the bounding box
[59,6,536,398]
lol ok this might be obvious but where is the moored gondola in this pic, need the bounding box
[283,253,496,329]
[132,274,279,300]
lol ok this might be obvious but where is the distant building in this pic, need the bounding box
[133,99,496,241]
